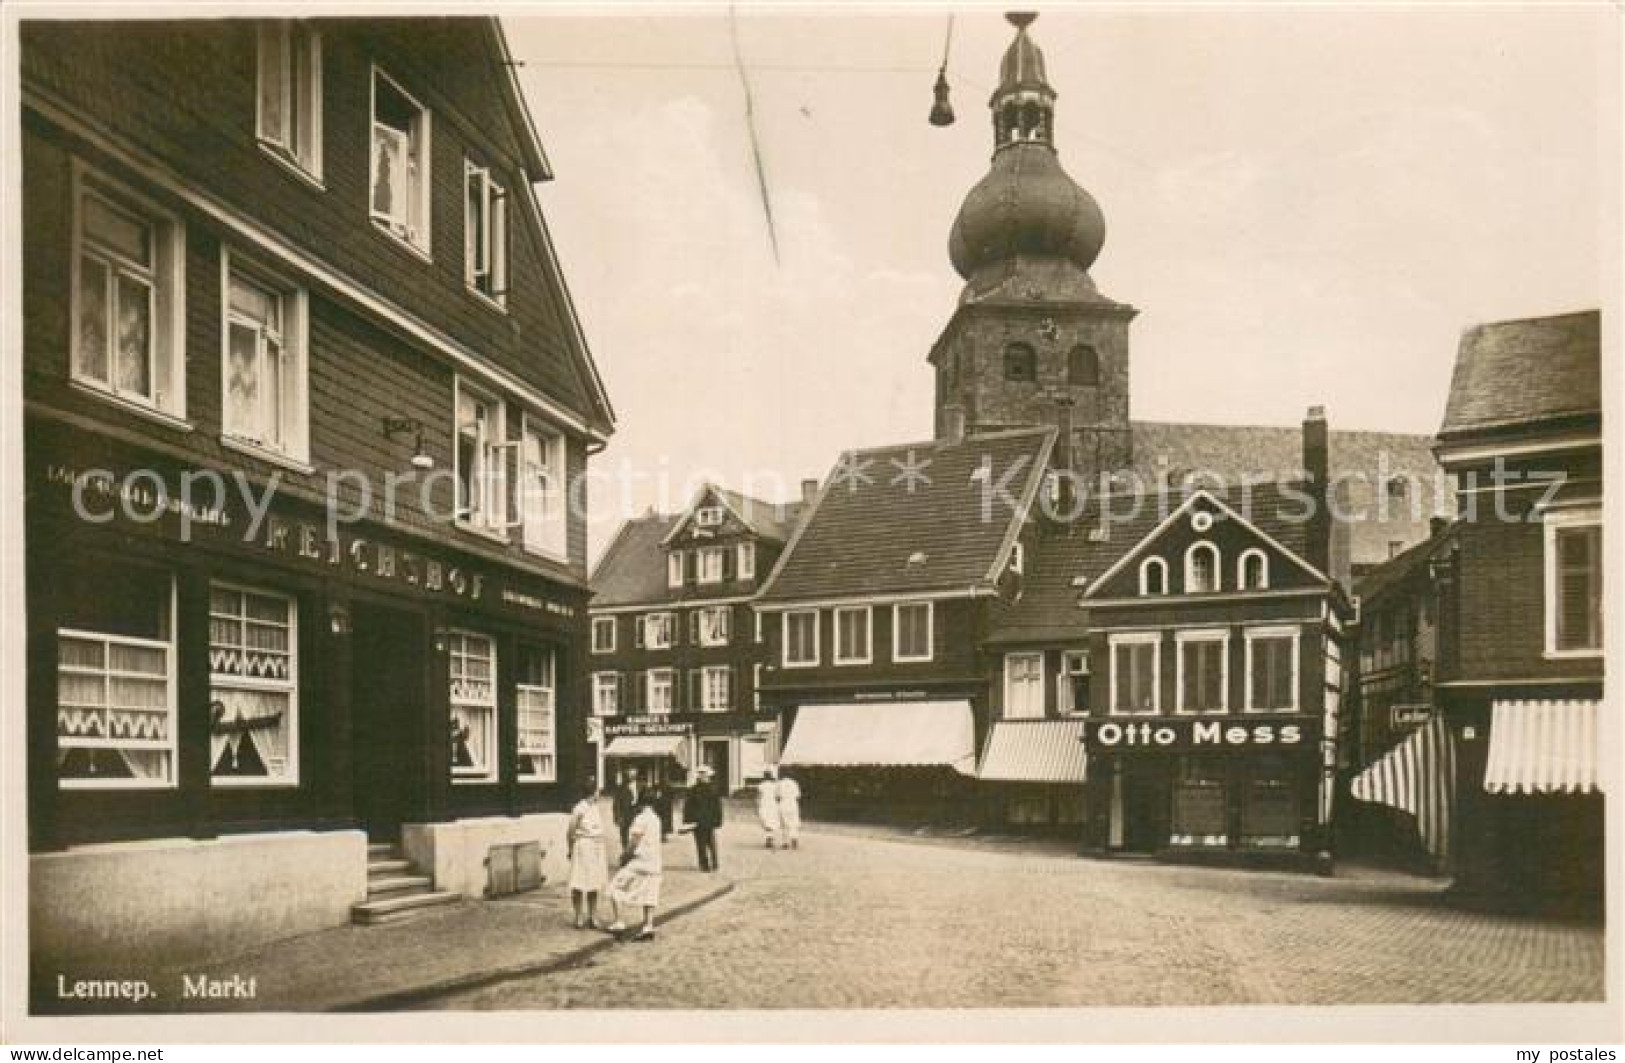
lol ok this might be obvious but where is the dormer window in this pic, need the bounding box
[1139,557,1168,596]
[696,506,723,528]
[1185,542,1220,594]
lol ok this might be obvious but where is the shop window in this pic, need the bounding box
[1246,627,1299,711]
[591,617,615,654]
[667,551,685,589]
[784,610,820,667]
[1109,634,1159,715]
[646,668,674,714]
[701,666,733,712]
[1059,650,1090,714]
[516,647,556,782]
[1546,510,1602,656]
[1242,754,1299,848]
[464,161,507,306]
[256,20,322,181]
[737,542,756,581]
[209,584,298,785]
[56,566,176,789]
[222,253,309,462]
[1004,653,1044,719]
[370,68,431,253]
[72,168,187,420]
[1237,549,1269,591]
[698,547,725,584]
[519,416,565,557]
[1185,541,1220,593]
[448,631,497,783]
[834,606,871,665]
[1068,344,1099,385]
[699,606,731,647]
[893,602,934,662]
[1170,755,1228,848]
[642,612,674,650]
[455,378,506,535]
[1176,631,1227,715]
[1003,342,1036,382]
[592,672,619,717]
[1139,557,1167,596]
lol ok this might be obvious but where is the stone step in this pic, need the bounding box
[365,874,433,897]
[367,842,399,857]
[351,890,461,925]
[367,858,413,876]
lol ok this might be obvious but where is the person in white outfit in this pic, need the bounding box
[607,794,663,941]
[565,778,609,930]
[757,768,783,849]
[777,771,803,850]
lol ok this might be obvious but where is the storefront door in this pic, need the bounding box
[1116,761,1167,853]
[351,602,428,839]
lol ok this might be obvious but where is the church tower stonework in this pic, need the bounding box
[930,12,1136,478]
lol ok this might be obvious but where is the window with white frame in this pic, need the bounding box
[448,631,497,782]
[1546,509,1602,656]
[516,647,556,782]
[699,606,731,647]
[784,610,819,667]
[834,606,871,665]
[1139,557,1168,596]
[668,551,685,588]
[256,21,322,180]
[737,542,756,581]
[701,665,732,712]
[1237,549,1269,591]
[464,161,508,305]
[1176,630,1228,715]
[519,416,565,557]
[56,566,176,788]
[222,254,308,461]
[646,668,675,714]
[455,378,506,534]
[1245,627,1299,712]
[209,584,298,785]
[1009,543,1026,575]
[592,672,619,717]
[1004,653,1044,719]
[893,602,934,662]
[1186,542,1220,593]
[591,616,616,654]
[698,547,725,584]
[696,506,723,527]
[72,170,186,418]
[643,612,674,650]
[370,69,430,252]
[1059,650,1090,714]
[1110,633,1160,715]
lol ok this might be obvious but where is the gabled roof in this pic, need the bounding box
[662,484,801,546]
[757,427,1056,604]
[1352,523,1456,608]
[588,514,681,609]
[1439,310,1600,439]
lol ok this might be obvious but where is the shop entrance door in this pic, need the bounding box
[701,738,731,793]
[1117,761,1167,853]
[351,602,428,839]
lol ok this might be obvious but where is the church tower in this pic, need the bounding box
[931,12,1136,477]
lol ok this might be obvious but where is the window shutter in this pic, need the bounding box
[688,669,702,712]
[633,616,644,649]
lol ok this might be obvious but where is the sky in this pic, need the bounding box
[504,7,1616,560]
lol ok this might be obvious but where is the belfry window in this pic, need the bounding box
[1069,344,1099,385]
[1003,342,1036,382]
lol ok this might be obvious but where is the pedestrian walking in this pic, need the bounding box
[565,778,609,930]
[611,771,639,853]
[777,770,803,850]
[757,767,783,849]
[606,791,663,942]
[651,781,674,841]
[687,766,724,872]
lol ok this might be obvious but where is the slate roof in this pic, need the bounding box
[1439,310,1601,439]
[986,481,1318,644]
[588,513,682,608]
[1352,522,1456,608]
[757,427,1056,604]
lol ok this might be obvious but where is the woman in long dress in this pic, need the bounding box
[607,793,663,941]
[777,771,803,850]
[566,778,609,930]
[757,768,783,849]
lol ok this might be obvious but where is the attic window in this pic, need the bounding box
[1009,543,1025,575]
[696,506,724,528]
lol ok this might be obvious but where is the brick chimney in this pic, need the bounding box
[1303,405,1332,576]
[800,478,819,505]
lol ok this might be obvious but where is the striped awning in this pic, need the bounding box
[1350,717,1456,865]
[780,701,976,775]
[977,720,1089,783]
[1483,699,1603,795]
[605,734,690,768]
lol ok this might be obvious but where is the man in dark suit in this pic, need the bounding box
[611,771,640,853]
[687,766,724,872]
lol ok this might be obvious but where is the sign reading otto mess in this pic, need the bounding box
[1082,717,1317,751]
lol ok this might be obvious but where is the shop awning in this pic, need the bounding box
[1483,699,1603,795]
[977,720,1089,783]
[1350,717,1456,864]
[604,734,690,768]
[779,701,976,775]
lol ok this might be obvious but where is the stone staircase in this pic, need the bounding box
[351,840,460,925]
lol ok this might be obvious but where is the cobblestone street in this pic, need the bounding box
[417,819,1603,1009]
